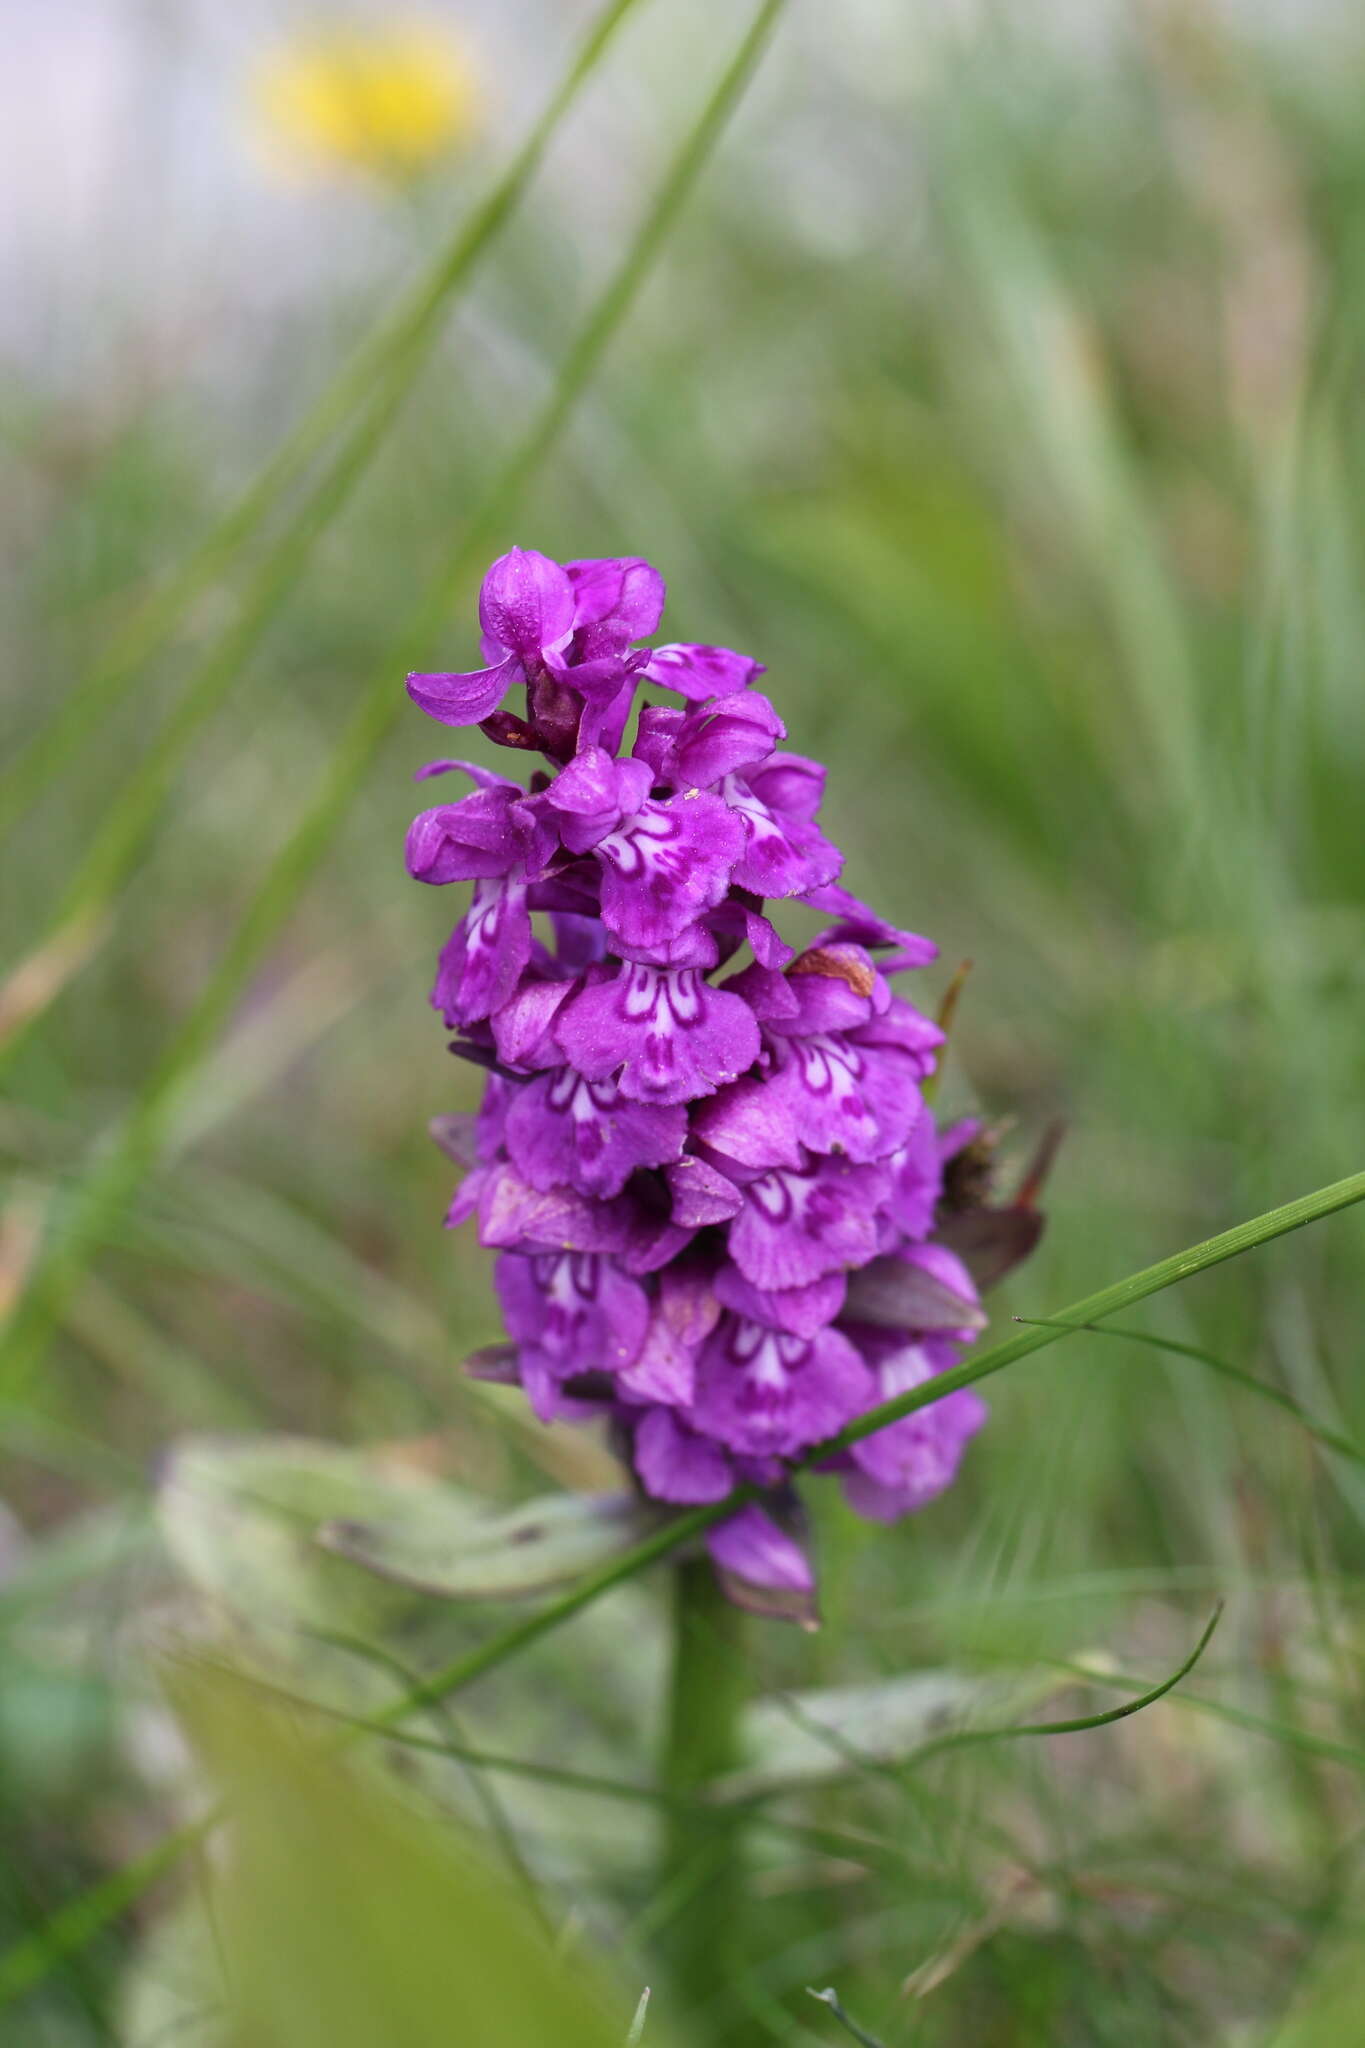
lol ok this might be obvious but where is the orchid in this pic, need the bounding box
[406,546,1041,1619]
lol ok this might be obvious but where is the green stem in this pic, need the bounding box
[658,1557,751,2041]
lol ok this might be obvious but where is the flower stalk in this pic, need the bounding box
[658,1555,751,2041]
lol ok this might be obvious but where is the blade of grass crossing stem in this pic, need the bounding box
[0,0,789,1405]
[0,0,650,843]
[1,1169,1364,2008]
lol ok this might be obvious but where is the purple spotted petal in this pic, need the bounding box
[496,1250,649,1378]
[844,1335,986,1518]
[642,643,765,702]
[504,1066,686,1198]
[693,1317,873,1458]
[722,773,844,899]
[431,876,531,1025]
[699,1033,917,1171]
[729,1159,890,1290]
[555,964,760,1106]
[595,791,745,952]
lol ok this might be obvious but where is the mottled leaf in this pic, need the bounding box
[157,1435,453,1634]
[720,1666,1059,1800]
[318,1489,652,1600]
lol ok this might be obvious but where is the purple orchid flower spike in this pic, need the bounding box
[404,544,1046,1620]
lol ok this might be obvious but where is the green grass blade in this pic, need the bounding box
[0,0,650,845]
[0,368,411,1072]
[0,0,789,1405]
[0,1817,208,2011]
[817,1168,1365,1458]
[1015,1317,1365,1469]
[806,1986,888,2048]
[898,1604,1222,1772]
[2,1165,1362,2011]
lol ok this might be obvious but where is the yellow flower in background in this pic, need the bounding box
[252,20,478,182]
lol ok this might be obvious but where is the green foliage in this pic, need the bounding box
[165,1664,649,2048]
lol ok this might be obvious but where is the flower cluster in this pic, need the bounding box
[407,548,1026,1620]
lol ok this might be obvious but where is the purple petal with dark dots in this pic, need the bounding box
[431,877,532,1024]
[728,1159,890,1290]
[555,964,761,1106]
[722,774,843,899]
[693,1318,873,1458]
[595,791,745,952]
[497,1250,649,1377]
[504,1066,686,1198]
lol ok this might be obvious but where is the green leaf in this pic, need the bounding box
[118,1900,227,2048]
[170,1663,656,2048]
[318,1489,653,1600]
[721,1665,1060,1801]
[157,1435,446,1635]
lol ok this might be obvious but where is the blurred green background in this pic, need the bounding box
[4,0,1365,2042]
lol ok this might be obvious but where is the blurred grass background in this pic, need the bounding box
[4,0,1365,2041]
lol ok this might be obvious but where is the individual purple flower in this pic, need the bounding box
[504,1066,687,1199]
[840,1335,987,1523]
[727,1158,890,1292]
[555,963,761,1105]
[594,790,746,953]
[404,544,1045,1620]
[692,1317,873,1460]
